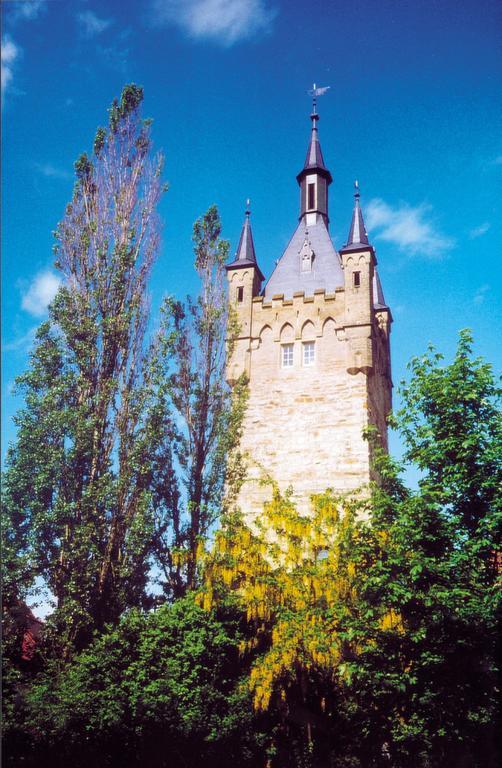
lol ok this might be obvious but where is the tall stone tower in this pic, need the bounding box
[225,108,392,516]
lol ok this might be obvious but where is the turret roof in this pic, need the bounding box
[343,180,370,249]
[226,205,265,280]
[296,113,333,183]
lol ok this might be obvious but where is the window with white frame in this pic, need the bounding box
[281,343,294,368]
[303,341,315,366]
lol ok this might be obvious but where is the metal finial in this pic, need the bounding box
[245,198,251,218]
[354,179,360,200]
[307,82,331,117]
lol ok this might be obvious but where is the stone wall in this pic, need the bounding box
[227,286,392,517]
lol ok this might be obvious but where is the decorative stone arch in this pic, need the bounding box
[280,322,294,342]
[301,320,316,340]
[258,324,273,342]
[322,317,336,335]
[253,323,275,372]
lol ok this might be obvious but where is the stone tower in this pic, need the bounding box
[225,108,392,516]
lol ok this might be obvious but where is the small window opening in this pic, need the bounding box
[237,286,244,302]
[303,341,315,367]
[281,343,294,368]
[307,183,315,210]
[353,271,361,288]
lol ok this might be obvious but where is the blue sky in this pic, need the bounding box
[2,0,502,462]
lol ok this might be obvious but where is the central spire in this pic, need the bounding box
[302,112,329,174]
[296,108,332,226]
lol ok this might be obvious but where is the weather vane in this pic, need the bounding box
[307,82,331,114]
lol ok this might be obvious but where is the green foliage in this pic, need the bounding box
[4,597,264,768]
[202,331,501,767]
[109,83,144,133]
[397,328,501,540]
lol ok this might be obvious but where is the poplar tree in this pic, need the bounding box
[2,85,166,656]
[148,206,247,597]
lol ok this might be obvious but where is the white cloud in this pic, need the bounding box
[468,222,490,239]
[151,0,277,46]
[6,0,47,22]
[21,271,61,317]
[2,2,47,102]
[78,9,113,38]
[1,35,21,100]
[473,285,489,305]
[34,161,71,180]
[365,198,455,259]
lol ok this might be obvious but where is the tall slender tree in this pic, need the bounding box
[2,84,166,656]
[148,205,247,597]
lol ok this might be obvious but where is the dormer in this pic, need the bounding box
[299,231,315,273]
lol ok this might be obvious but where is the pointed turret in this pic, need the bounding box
[225,204,264,383]
[226,203,265,281]
[341,182,388,309]
[345,180,369,249]
[296,110,332,225]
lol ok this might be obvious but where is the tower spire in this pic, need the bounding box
[296,90,333,224]
[226,201,264,281]
[301,109,330,176]
[345,179,369,248]
[235,199,256,263]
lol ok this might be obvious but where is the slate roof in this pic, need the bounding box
[340,183,388,309]
[263,217,344,299]
[344,184,369,248]
[297,114,332,183]
[226,209,265,281]
[373,270,387,309]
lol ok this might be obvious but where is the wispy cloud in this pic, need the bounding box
[78,9,113,38]
[2,1,47,103]
[1,35,21,101]
[365,198,455,259]
[3,326,38,352]
[21,270,61,317]
[34,162,72,180]
[150,0,277,46]
[97,41,130,73]
[473,285,490,305]
[5,0,47,23]
[468,222,490,239]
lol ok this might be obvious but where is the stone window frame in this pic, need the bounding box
[281,343,294,368]
[302,340,315,367]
